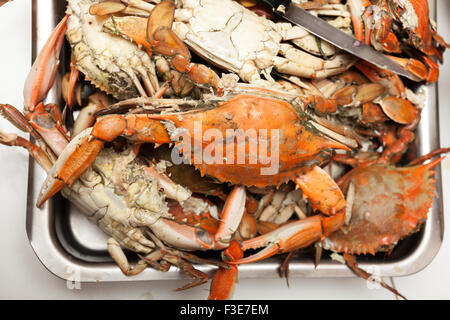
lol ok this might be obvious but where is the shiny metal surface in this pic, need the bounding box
[26,0,444,283]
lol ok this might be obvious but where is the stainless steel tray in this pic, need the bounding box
[26,0,444,283]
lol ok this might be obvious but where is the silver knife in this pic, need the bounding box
[259,0,415,80]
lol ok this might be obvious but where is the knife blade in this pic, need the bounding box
[258,0,415,80]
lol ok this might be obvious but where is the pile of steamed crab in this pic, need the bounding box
[0,0,449,300]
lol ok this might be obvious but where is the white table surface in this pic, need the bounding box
[1,1,449,300]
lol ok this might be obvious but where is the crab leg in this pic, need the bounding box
[209,241,243,300]
[24,15,68,111]
[229,166,346,264]
[0,131,53,172]
[66,56,80,110]
[107,238,149,276]
[230,209,344,265]
[344,253,407,300]
[385,55,429,82]
[273,44,357,80]
[20,14,70,156]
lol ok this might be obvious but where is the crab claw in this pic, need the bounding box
[386,55,429,82]
[24,15,69,111]
[229,164,347,264]
[36,113,170,207]
[208,241,243,300]
[295,165,346,216]
[149,186,246,251]
[230,216,324,264]
[36,127,104,207]
[19,15,71,157]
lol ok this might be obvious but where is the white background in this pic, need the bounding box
[0,1,449,299]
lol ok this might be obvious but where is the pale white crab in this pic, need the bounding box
[68,0,357,99]
[66,0,160,99]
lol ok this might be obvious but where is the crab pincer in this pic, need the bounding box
[228,165,347,265]
[4,14,72,158]
[208,241,244,300]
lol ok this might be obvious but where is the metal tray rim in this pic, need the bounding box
[25,0,444,283]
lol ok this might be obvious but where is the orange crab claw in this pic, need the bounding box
[208,241,243,300]
[295,165,346,216]
[19,15,71,157]
[230,165,347,265]
[146,0,222,94]
[146,0,175,46]
[105,0,222,95]
[24,15,69,111]
[230,207,345,265]
[232,216,323,264]
[386,55,428,82]
[36,114,171,207]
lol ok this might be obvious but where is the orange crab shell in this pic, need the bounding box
[148,94,349,188]
[324,157,443,255]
